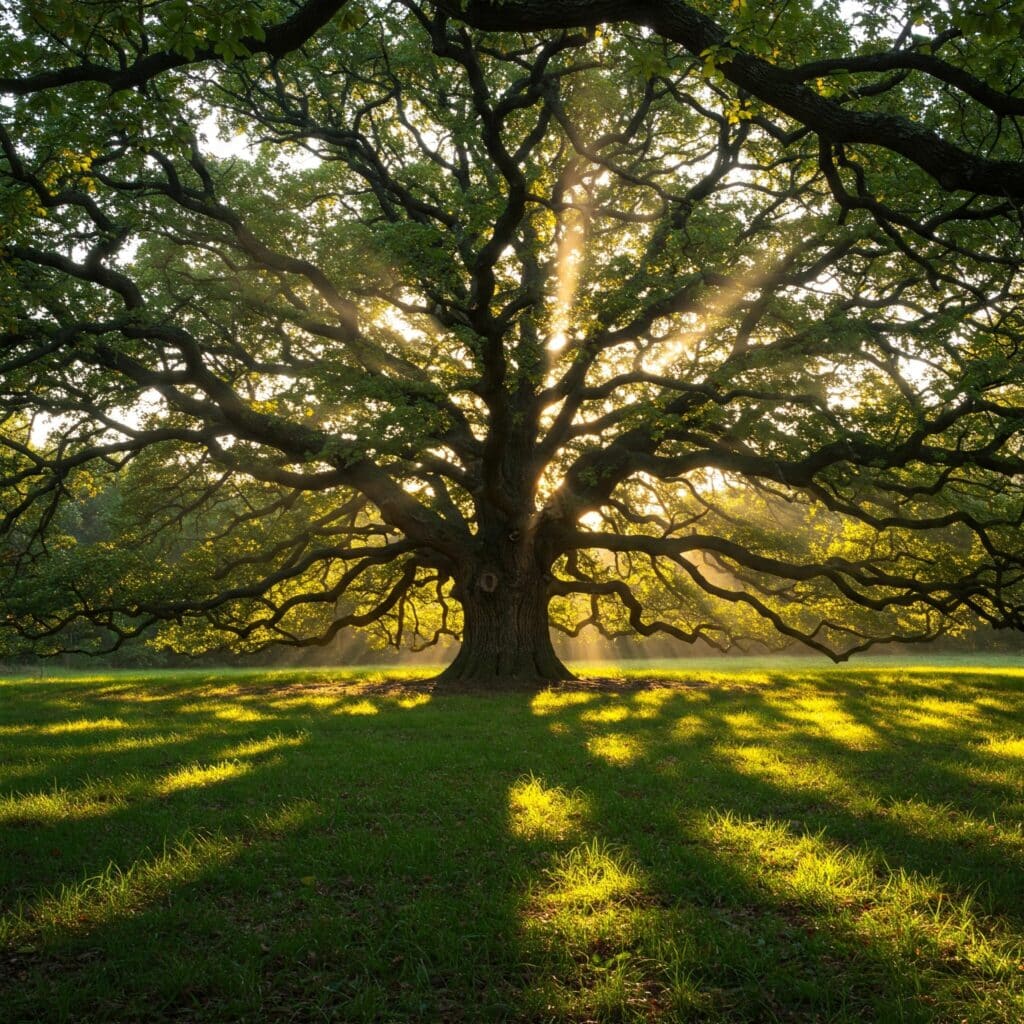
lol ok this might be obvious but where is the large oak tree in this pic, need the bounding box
[1,0,1023,683]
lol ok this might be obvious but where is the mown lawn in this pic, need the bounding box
[1,661,1023,1023]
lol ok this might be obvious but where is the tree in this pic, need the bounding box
[1,0,1023,685]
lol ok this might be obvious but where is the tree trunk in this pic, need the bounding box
[434,566,574,690]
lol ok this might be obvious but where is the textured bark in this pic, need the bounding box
[435,561,574,690]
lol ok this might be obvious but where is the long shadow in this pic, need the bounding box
[1,679,563,1021]
[1,669,1023,1022]
[521,675,1024,1020]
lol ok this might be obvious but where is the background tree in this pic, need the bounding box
[1,0,1023,684]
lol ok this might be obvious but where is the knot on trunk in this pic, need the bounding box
[477,571,499,593]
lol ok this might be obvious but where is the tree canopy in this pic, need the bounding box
[1,0,1023,683]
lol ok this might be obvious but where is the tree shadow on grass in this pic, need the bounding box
[0,673,437,901]
[1,669,1023,1022]
[518,675,1024,1021]
[2,675,550,1021]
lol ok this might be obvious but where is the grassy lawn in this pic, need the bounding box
[1,661,1023,1022]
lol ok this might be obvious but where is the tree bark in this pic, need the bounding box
[434,563,574,690]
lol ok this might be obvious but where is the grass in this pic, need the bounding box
[1,659,1023,1022]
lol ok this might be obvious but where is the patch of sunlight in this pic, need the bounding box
[8,734,189,765]
[888,664,1024,679]
[734,671,772,686]
[219,731,308,759]
[156,759,251,795]
[586,732,645,766]
[175,701,215,715]
[84,732,186,755]
[0,723,36,736]
[865,867,1020,976]
[521,876,674,1023]
[531,690,598,716]
[211,705,273,723]
[882,798,1024,851]
[919,696,982,718]
[659,669,769,688]
[717,743,858,799]
[118,691,183,703]
[785,699,880,749]
[895,706,964,731]
[702,809,1022,980]
[703,810,876,910]
[720,710,775,739]
[1,831,239,944]
[982,736,1024,758]
[542,839,644,913]
[0,762,49,785]
[0,673,117,688]
[630,688,679,718]
[681,687,711,702]
[791,693,841,710]
[0,778,138,825]
[333,699,379,716]
[581,705,631,724]
[823,722,878,749]
[41,717,129,735]
[394,693,431,709]
[974,697,1020,714]
[249,798,320,836]
[717,743,777,770]
[275,694,343,711]
[572,660,627,680]
[350,670,392,688]
[509,774,588,841]
[670,714,709,741]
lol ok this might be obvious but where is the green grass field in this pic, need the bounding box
[2,661,1023,1022]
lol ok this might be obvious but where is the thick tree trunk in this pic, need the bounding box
[434,567,574,689]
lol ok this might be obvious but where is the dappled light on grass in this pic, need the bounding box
[669,712,710,743]
[702,809,878,911]
[521,840,672,1021]
[586,732,646,766]
[331,699,379,716]
[0,716,131,737]
[531,689,598,715]
[508,774,587,841]
[210,705,274,723]
[628,689,681,719]
[984,736,1024,758]
[540,839,645,914]
[3,663,1024,1021]
[703,809,1022,993]
[1,731,187,767]
[394,693,431,710]
[782,696,881,750]
[41,717,131,735]
[513,666,1024,1021]
[881,798,1024,856]
[0,777,139,826]
[156,759,252,795]
[1,832,240,944]
[580,704,632,724]
[248,798,320,836]
[218,731,308,760]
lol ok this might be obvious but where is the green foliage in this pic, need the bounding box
[1,2,1023,665]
